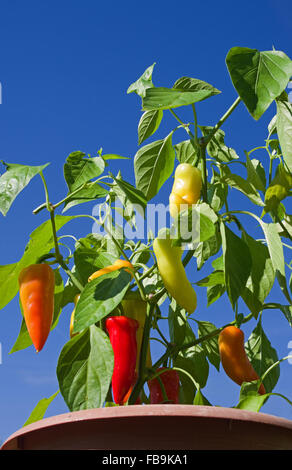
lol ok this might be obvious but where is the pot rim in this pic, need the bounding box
[2,404,292,450]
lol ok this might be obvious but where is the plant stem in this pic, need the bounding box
[169,109,194,140]
[204,97,241,145]
[200,143,208,203]
[192,104,198,146]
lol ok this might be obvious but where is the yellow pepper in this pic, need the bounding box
[153,230,197,314]
[69,294,80,338]
[88,259,134,282]
[169,163,202,218]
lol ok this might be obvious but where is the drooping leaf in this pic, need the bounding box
[201,126,239,163]
[276,98,292,173]
[220,165,265,206]
[138,110,163,145]
[57,325,114,411]
[197,320,220,371]
[73,269,131,333]
[226,47,292,120]
[220,222,252,309]
[64,152,105,192]
[134,133,175,201]
[0,162,49,216]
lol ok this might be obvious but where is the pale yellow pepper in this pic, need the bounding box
[169,163,202,218]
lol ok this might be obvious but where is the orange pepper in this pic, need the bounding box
[218,326,266,395]
[18,264,55,352]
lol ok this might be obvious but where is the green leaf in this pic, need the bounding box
[193,389,212,406]
[62,183,108,213]
[73,245,116,285]
[0,162,49,216]
[127,63,156,98]
[207,284,226,307]
[142,87,214,111]
[245,154,266,192]
[110,173,147,217]
[196,270,225,287]
[168,299,188,348]
[171,203,217,246]
[226,47,292,120]
[173,76,221,98]
[276,98,292,173]
[197,321,220,371]
[64,152,105,192]
[0,215,74,311]
[245,322,279,394]
[23,391,59,427]
[194,227,221,270]
[57,325,114,411]
[261,221,292,303]
[220,222,252,309]
[134,133,175,201]
[138,110,163,145]
[221,165,265,206]
[73,269,131,333]
[208,169,228,212]
[241,231,275,318]
[201,127,239,163]
[174,140,199,165]
[235,388,267,412]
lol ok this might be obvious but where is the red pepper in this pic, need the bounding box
[148,367,180,404]
[105,316,139,405]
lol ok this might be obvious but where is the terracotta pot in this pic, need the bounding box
[1,405,292,450]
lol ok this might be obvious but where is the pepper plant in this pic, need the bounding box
[1,46,292,424]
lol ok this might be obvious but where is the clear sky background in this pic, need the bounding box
[0,0,291,444]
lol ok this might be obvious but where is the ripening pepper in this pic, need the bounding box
[148,367,180,404]
[262,163,292,216]
[218,326,266,395]
[18,264,55,352]
[105,315,139,405]
[153,230,197,314]
[169,163,202,218]
[69,294,80,339]
[88,259,134,282]
[121,290,152,372]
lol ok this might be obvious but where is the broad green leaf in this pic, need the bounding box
[127,63,156,98]
[0,215,74,311]
[142,87,213,111]
[134,133,175,201]
[221,165,265,206]
[73,269,131,333]
[171,204,217,246]
[73,245,116,285]
[201,127,239,163]
[10,269,65,353]
[276,98,292,173]
[168,299,188,348]
[174,140,199,165]
[236,389,267,412]
[62,182,108,213]
[245,322,279,394]
[196,270,224,287]
[241,231,275,318]
[197,321,220,371]
[0,162,49,216]
[261,221,291,303]
[220,222,252,309]
[138,110,163,145]
[23,391,59,427]
[245,155,266,192]
[207,284,226,307]
[64,152,105,192]
[57,325,114,411]
[110,173,147,217]
[173,76,221,98]
[226,47,292,120]
[194,228,221,270]
[208,168,228,212]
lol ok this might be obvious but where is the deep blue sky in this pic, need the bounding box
[0,0,292,444]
